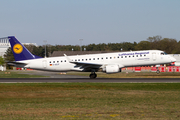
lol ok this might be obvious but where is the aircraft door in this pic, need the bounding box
[42,60,47,68]
[152,52,156,61]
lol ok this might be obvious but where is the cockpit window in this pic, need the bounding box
[161,52,167,55]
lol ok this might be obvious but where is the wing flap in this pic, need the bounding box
[7,61,28,66]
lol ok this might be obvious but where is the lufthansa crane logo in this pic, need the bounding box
[13,44,23,54]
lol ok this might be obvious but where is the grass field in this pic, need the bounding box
[0,83,180,120]
[0,71,46,78]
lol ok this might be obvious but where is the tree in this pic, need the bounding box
[147,35,162,49]
[159,38,177,54]
[135,41,151,50]
[24,44,36,53]
[4,47,15,62]
[121,42,135,51]
[0,56,5,66]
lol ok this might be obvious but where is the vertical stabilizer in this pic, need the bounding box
[8,36,41,61]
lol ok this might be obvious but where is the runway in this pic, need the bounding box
[1,78,180,83]
[1,70,180,83]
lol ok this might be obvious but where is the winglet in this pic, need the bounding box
[64,54,72,62]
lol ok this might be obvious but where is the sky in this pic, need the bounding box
[0,0,180,46]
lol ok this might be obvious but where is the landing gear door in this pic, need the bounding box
[42,60,47,68]
[152,52,156,61]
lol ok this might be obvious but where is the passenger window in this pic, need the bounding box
[82,59,84,61]
[75,59,77,61]
[129,56,131,58]
[121,56,123,58]
[78,59,80,61]
[89,58,91,60]
[106,57,108,59]
[93,58,95,60]
[136,55,138,57]
[64,60,66,62]
[125,56,127,58]
[57,61,59,63]
[49,61,51,63]
[110,57,112,59]
[97,58,99,60]
[101,57,103,60]
[53,61,55,63]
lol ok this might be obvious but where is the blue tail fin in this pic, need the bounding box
[8,36,42,61]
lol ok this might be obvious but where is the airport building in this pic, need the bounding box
[0,37,10,57]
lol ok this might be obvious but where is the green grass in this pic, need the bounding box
[0,83,180,119]
[0,71,46,78]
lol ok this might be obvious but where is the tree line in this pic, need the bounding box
[4,35,180,62]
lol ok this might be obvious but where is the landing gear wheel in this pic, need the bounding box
[89,73,97,79]
[156,70,160,74]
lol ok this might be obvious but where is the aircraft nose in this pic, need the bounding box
[171,57,176,62]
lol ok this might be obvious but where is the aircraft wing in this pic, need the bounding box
[64,54,125,72]
[64,54,103,70]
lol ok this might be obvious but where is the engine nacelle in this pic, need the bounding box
[105,65,120,73]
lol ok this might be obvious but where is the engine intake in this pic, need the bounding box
[105,65,120,73]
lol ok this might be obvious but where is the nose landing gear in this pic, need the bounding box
[156,67,160,74]
[156,70,160,74]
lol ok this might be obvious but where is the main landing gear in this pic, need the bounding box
[89,71,97,79]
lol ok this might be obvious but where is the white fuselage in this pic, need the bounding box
[16,50,176,72]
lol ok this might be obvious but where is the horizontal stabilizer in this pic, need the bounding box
[7,61,28,68]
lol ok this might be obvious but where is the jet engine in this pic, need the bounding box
[105,65,120,73]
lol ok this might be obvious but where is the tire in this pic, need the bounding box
[156,70,160,74]
[89,74,97,79]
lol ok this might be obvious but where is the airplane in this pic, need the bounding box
[8,36,176,79]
